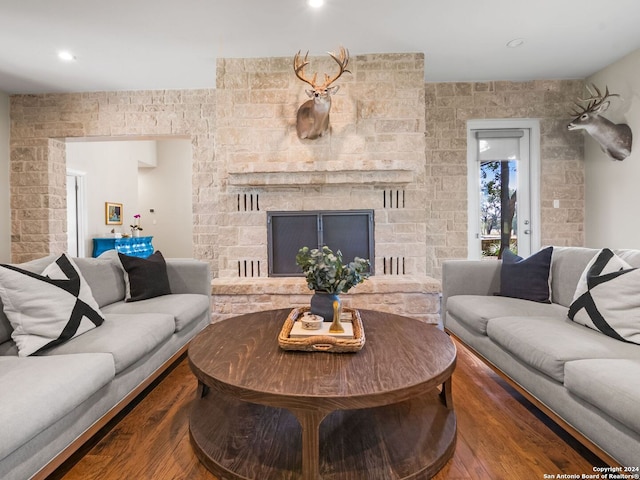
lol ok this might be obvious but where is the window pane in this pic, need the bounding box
[480,160,518,258]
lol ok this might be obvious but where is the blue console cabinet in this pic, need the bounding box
[92,236,154,258]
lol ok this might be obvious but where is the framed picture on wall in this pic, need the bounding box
[105,202,123,225]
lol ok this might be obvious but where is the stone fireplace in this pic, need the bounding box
[211,52,441,323]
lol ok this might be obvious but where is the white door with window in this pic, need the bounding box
[467,119,540,260]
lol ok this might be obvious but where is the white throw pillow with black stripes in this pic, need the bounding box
[0,253,105,356]
[569,248,640,345]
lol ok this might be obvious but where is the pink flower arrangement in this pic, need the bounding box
[130,214,143,231]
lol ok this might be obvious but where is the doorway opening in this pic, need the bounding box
[65,138,193,258]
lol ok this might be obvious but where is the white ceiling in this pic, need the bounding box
[1,0,640,95]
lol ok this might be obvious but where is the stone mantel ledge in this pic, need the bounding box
[227,158,419,174]
[227,170,415,187]
[226,158,419,186]
[211,275,441,296]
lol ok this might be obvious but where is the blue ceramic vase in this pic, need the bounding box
[310,291,341,322]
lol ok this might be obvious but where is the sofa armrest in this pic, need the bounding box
[165,259,211,296]
[441,260,501,316]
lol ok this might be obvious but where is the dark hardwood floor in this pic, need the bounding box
[49,338,605,480]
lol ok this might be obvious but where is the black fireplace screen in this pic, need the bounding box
[267,210,375,277]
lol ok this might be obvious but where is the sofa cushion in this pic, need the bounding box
[613,248,640,268]
[0,258,52,344]
[75,254,126,308]
[118,251,171,302]
[0,254,123,344]
[11,255,58,274]
[571,248,630,302]
[447,295,567,335]
[0,254,105,356]
[486,316,640,382]
[43,313,175,374]
[569,248,640,345]
[500,246,553,303]
[0,353,115,460]
[564,359,640,434]
[549,246,603,307]
[544,245,640,308]
[101,294,210,332]
[0,309,11,345]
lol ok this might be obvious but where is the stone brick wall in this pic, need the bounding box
[10,90,216,265]
[8,67,586,283]
[425,80,585,277]
[10,138,67,259]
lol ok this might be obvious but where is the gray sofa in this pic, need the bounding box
[0,251,211,480]
[442,246,640,468]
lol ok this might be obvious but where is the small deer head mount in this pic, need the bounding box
[567,84,632,161]
[293,47,350,140]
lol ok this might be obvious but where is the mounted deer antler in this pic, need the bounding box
[567,84,632,161]
[293,47,350,140]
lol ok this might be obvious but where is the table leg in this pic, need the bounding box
[440,377,453,409]
[196,380,210,399]
[291,409,329,480]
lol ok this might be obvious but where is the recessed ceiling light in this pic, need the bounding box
[308,0,324,8]
[506,38,525,48]
[58,51,76,62]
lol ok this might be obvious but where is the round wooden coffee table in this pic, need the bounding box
[188,308,456,480]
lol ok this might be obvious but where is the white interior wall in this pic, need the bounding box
[137,139,193,258]
[0,91,9,263]
[66,140,156,256]
[584,49,640,249]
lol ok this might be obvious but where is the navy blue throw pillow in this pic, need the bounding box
[499,246,553,303]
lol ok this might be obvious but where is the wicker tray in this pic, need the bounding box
[278,307,365,353]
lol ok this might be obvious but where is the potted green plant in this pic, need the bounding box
[295,246,370,321]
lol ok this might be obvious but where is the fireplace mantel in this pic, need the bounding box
[227,158,418,186]
[228,169,415,186]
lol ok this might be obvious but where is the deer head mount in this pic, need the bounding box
[567,84,632,161]
[293,47,350,140]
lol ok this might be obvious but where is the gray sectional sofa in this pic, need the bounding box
[442,246,640,468]
[0,251,211,480]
